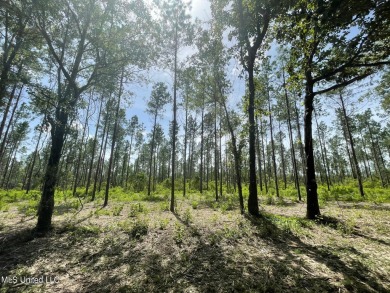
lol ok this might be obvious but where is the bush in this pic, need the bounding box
[112,205,123,216]
[182,208,193,224]
[128,203,146,217]
[191,200,199,209]
[130,220,148,239]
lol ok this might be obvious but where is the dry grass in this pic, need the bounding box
[0,196,389,292]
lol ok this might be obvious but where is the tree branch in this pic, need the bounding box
[314,73,371,96]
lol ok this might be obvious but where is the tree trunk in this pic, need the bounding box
[260,119,268,194]
[219,106,223,199]
[340,93,364,197]
[73,95,91,196]
[282,72,301,200]
[255,116,263,192]
[278,122,287,189]
[183,101,188,197]
[221,101,244,213]
[294,101,307,185]
[304,81,320,219]
[0,85,23,159]
[247,66,259,216]
[267,83,279,197]
[214,97,218,201]
[0,84,18,142]
[314,109,331,191]
[170,23,178,213]
[148,115,157,196]
[92,101,110,201]
[86,96,103,196]
[104,71,124,207]
[200,95,205,193]
[36,110,68,234]
[25,122,44,194]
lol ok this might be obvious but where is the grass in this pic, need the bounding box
[0,185,389,292]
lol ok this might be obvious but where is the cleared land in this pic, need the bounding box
[0,191,389,292]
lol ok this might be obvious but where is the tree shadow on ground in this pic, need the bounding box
[336,203,390,211]
[0,227,47,281]
[0,210,388,292]
[246,214,388,293]
[313,215,390,247]
[352,230,390,247]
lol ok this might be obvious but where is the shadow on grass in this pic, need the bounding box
[0,208,388,292]
[0,227,45,281]
[311,215,390,247]
[336,202,390,212]
[352,230,390,247]
[246,214,388,293]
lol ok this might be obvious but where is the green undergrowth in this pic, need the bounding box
[0,180,389,221]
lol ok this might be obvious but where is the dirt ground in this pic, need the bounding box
[0,197,389,292]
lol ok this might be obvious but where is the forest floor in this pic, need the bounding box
[0,191,389,292]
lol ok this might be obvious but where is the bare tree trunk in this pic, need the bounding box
[92,102,110,201]
[314,109,331,191]
[340,93,364,196]
[304,79,320,219]
[148,115,158,196]
[86,96,103,196]
[220,100,244,213]
[260,119,268,194]
[25,120,44,194]
[267,82,279,197]
[282,70,301,200]
[73,94,91,196]
[256,117,263,192]
[0,84,18,142]
[0,85,23,158]
[294,101,307,185]
[183,100,188,197]
[200,100,204,193]
[104,71,124,207]
[170,23,178,213]
[214,97,218,201]
[278,121,287,189]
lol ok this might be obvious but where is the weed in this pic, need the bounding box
[17,200,38,216]
[189,226,201,237]
[94,208,111,217]
[159,202,170,212]
[275,197,288,206]
[182,208,193,224]
[337,218,356,235]
[0,202,9,212]
[211,214,219,224]
[220,198,235,212]
[128,203,147,217]
[174,222,185,244]
[179,251,190,262]
[265,195,275,205]
[117,220,133,232]
[158,218,170,230]
[130,219,148,239]
[112,205,123,216]
[208,232,222,246]
[191,200,199,209]
[64,224,101,238]
[221,225,241,240]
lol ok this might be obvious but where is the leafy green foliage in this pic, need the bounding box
[129,219,149,239]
